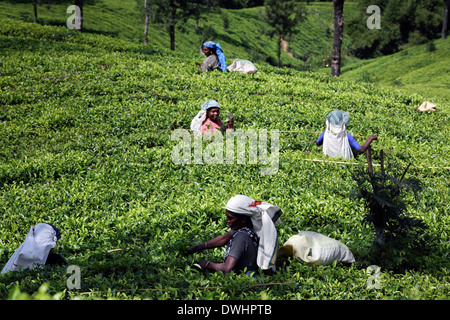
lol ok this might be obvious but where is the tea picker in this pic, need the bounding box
[185,195,282,276]
[316,110,377,159]
[190,99,234,136]
[1,222,67,274]
[196,41,227,72]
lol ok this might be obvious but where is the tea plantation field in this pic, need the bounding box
[0,20,449,300]
[0,0,354,69]
[340,38,450,105]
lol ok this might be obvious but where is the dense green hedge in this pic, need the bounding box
[0,19,448,300]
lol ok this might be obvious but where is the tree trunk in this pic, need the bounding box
[331,0,344,77]
[368,146,385,247]
[442,0,449,39]
[375,226,386,247]
[366,145,373,177]
[277,36,282,68]
[380,149,385,187]
[195,1,200,30]
[33,0,38,23]
[169,0,176,51]
[169,24,175,51]
[144,0,149,44]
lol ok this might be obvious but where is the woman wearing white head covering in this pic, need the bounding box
[186,195,281,275]
[190,99,234,136]
[1,223,66,274]
[316,110,377,159]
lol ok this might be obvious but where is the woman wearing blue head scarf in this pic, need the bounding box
[197,41,227,72]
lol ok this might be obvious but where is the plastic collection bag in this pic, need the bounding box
[279,231,356,266]
[416,101,437,112]
[227,59,258,74]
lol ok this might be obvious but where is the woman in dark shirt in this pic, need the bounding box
[186,210,259,274]
[196,41,227,72]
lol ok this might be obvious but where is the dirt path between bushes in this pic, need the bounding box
[280,38,294,57]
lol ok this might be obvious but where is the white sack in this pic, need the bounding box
[280,231,355,266]
[417,101,437,112]
[227,59,258,74]
[190,110,206,136]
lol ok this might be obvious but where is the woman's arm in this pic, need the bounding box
[316,131,325,146]
[358,135,378,153]
[187,231,232,254]
[220,114,234,132]
[198,256,238,274]
[227,113,234,129]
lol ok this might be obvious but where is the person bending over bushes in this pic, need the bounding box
[316,110,377,159]
[186,195,282,276]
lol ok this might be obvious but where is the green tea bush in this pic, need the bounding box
[0,19,448,300]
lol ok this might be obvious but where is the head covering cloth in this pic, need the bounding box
[1,223,59,274]
[201,99,220,111]
[326,110,350,126]
[203,41,227,72]
[225,195,282,271]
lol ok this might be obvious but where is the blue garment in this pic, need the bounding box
[317,131,361,151]
[203,41,227,72]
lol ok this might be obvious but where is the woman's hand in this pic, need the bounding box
[198,260,210,270]
[185,246,197,255]
[358,135,378,153]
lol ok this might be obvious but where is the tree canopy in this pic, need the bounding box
[262,0,307,67]
[347,0,445,58]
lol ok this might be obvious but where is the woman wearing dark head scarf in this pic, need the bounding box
[196,41,227,72]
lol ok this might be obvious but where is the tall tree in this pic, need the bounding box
[443,0,449,39]
[331,0,344,77]
[262,0,306,68]
[191,0,220,30]
[151,0,195,51]
[33,0,38,23]
[144,0,150,44]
